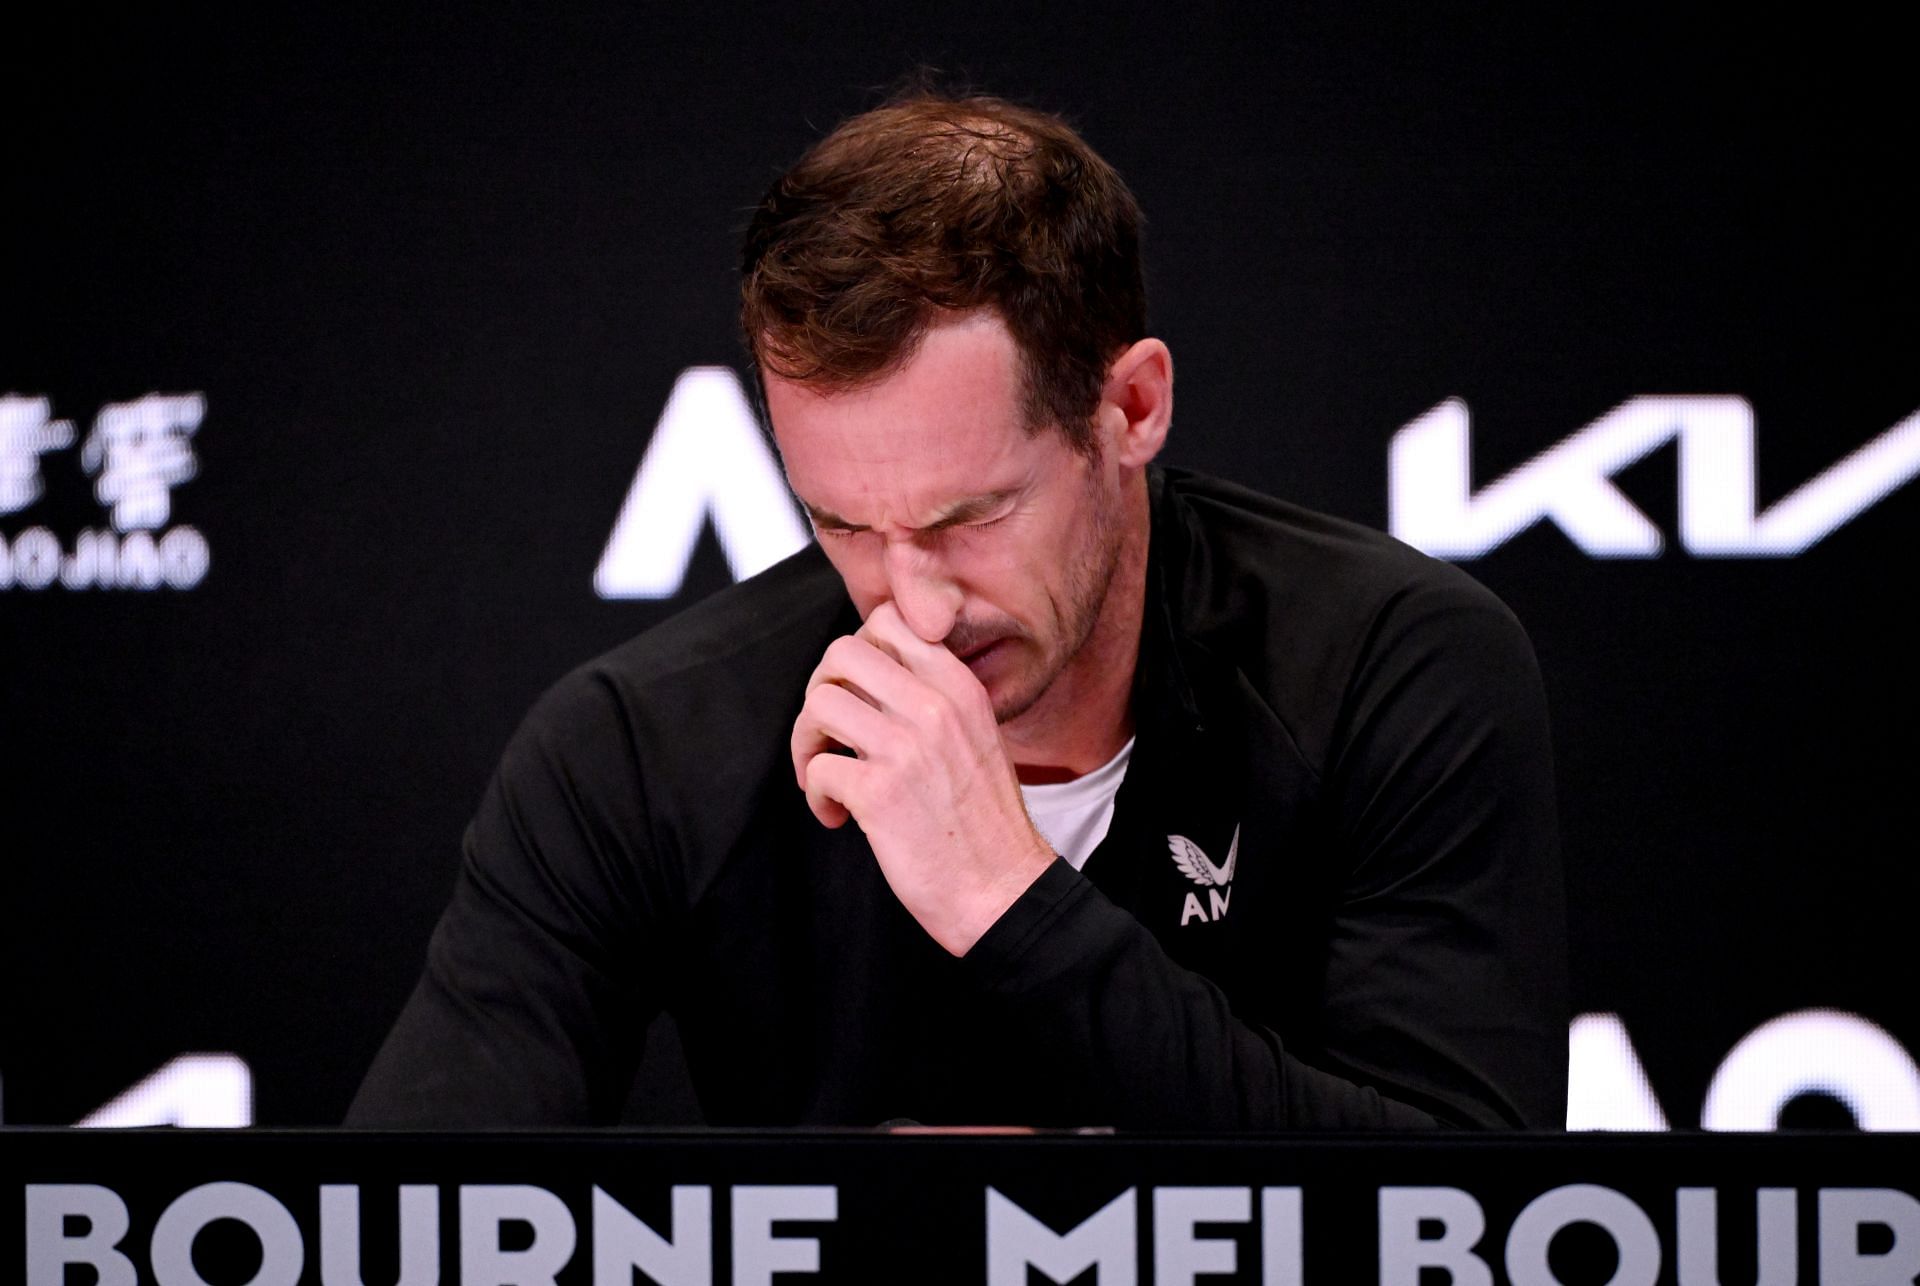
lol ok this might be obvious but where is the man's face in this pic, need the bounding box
[764,310,1126,727]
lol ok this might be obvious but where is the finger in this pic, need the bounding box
[802,751,861,828]
[790,713,836,793]
[789,699,849,793]
[860,599,971,678]
[806,632,926,716]
[790,680,902,804]
[791,681,893,772]
[859,599,988,708]
[855,601,936,668]
[804,636,885,710]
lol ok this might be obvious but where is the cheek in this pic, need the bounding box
[950,537,1048,621]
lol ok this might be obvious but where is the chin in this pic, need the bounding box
[986,659,1061,726]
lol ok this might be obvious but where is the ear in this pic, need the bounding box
[1096,338,1173,469]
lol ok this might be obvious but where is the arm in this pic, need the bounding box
[347,669,666,1126]
[962,579,1567,1129]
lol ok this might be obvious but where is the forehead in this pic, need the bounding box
[764,312,1045,522]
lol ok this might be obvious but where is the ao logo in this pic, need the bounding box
[594,368,808,599]
[1390,396,1920,558]
[595,379,1920,597]
[1568,1009,1920,1132]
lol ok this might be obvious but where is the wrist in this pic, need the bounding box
[938,831,1057,957]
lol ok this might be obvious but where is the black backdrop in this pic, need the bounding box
[4,4,1914,1127]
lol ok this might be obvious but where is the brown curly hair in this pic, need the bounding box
[740,92,1147,454]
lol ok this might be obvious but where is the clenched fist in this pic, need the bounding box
[790,601,1057,955]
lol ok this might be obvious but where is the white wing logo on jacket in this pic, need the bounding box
[1168,827,1239,888]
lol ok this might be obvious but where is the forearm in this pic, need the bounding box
[347,863,643,1127]
[349,670,666,1127]
[962,862,1489,1130]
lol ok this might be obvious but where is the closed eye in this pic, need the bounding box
[919,511,1014,545]
[803,491,1021,541]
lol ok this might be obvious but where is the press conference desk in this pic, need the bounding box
[8,1129,1918,1283]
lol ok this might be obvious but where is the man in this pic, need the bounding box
[350,92,1567,1129]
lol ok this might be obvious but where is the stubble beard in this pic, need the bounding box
[985,466,1126,727]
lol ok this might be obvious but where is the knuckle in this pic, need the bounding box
[823,635,859,669]
[917,695,948,729]
[967,685,994,723]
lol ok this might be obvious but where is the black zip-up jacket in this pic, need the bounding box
[351,468,1568,1129]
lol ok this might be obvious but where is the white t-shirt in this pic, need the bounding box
[1019,737,1136,871]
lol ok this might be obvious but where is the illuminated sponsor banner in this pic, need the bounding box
[594,375,1920,597]
[39,1010,1919,1134]
[0,392,210,591]
[73,1056,253,1130]
[1568,1009,1920,1133]
[1390,397,1920,559]
[10,1133,1920,1285]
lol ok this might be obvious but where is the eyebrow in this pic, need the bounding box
[805,487,1021,534]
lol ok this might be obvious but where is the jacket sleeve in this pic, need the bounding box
[961,576,1568,1129]
[346,668,668,1126]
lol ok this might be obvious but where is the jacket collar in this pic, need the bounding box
[1136,465,1208,739]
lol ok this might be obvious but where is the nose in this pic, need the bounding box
[882,541,961,643]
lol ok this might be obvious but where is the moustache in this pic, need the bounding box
[943,617,1026,659]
